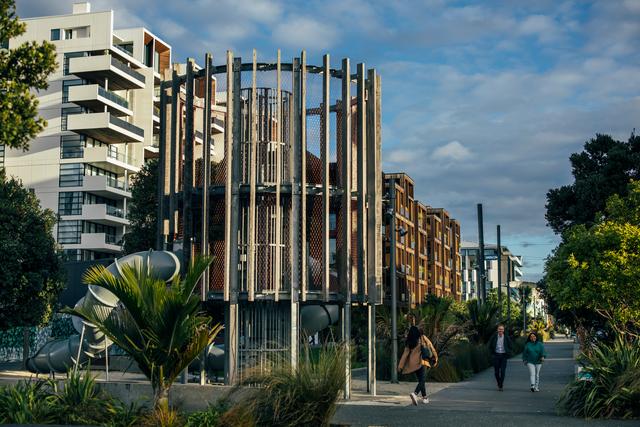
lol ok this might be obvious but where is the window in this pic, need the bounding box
[60,135,85,159]
[58,191,83,215]
[50,29,60,41]
[63,29,73,40]
[62,79,85,103]
[63,51,87,75]
[59,163,84,187]
[58,220,82,244]
[84,221,116,243]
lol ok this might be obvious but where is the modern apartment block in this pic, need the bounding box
[384,173,462,304]
[460,242,523,301]
[3,2,171,261]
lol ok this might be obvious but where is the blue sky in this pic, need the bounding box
[17,0,640,281]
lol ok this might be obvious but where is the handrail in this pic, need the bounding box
[110,56,146,83]
[98,86,129,109]
[109,115,144,138]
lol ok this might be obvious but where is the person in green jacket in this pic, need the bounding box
[522,331,547,392]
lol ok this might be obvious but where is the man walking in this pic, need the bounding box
[488,324,513,391]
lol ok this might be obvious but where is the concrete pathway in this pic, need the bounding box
[333,338,638,427]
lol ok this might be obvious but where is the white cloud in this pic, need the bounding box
[272,16,338,51]
[432,141,471,161]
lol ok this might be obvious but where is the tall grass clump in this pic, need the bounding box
[221,343,347,427]
[558,334,640,419]
[0,380,55,425]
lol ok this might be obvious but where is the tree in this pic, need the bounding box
[0,170,65,329]
[545,133,640,234]
[0,0,57,150]
[545,182,640,336]
[64,256,223,411]
[123,159,157,254]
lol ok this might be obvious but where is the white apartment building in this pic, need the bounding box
[460,241,523,301]
[2,2,171,261]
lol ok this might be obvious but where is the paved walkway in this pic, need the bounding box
[332,338,638,427]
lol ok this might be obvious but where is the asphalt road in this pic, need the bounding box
[332,339,640,427]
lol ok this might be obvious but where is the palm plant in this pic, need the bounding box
[467,300,500,344]
[409,295,463,357]
[63,256,223,411]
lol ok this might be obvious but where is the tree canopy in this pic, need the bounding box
[123,159,158,254]
[0,0,57,150]
[545,133,640,234]
[545,181,640,335]
[0,171,65,329]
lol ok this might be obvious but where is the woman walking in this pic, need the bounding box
[398,326,438,405]
[522,331,547,392]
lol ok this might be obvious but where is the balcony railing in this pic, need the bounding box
[106,205,126,218]
[109,115,144,137]
[106,175,128,191]
[153,105,160,116]
[105,233,117,244]
[110,57,145,84]
[97,86,129,109]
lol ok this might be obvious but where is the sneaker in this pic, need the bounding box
[530,386,535,392]
[422,397,430,404]
[498,385,503,391]
[535,386,540,392]
[410,392,418,406]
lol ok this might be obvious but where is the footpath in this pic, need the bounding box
[332,338,639,427]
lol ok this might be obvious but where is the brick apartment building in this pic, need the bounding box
[384,173,462,305]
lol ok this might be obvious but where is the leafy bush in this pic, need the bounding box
[428,358,460,382]
[222,344,347,427]
[0,380,56,424]
[558,334,640,419]
[0,370,144,426]
[469,343,491,373]
[185,400,229,427]
[512,336,527,356]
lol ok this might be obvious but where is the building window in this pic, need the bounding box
[58,220,82,244]
[58,191,83,215]
[50,29,60,41]
[59,163,84,187]
[84,221,116,243]
[60,134,86,159]
[62,79,85,103]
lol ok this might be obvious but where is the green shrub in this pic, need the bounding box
[0,380,56,424]
[558,334,640,419]
[185,400,228,427]
[428,358,460,382]
[470,344,491,373]
[450,341,474,380]
[512,336,527,355]
[222,343,346,427]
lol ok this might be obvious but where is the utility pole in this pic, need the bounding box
[477,204,486,304]
[389,180,398,383]
[497,225,502,314]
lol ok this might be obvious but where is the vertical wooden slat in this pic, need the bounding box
[290,56,301,371]
[300,50,307,301]
[341,58,352,399]
[366,71,382,304]
[275,50,282,302]
[183,59,195,269]
[248,50,258,302]
[356,63,367,301]
[322,54,330,302]
[202,53,212,301]
[224,51,234,302]
[168,66,179,247]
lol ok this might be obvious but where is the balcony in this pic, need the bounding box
[69,55,145,90]
[80,174,131,198]
[60,204,129,227]
[78,233,122,252]
[67,112,144,144]
[68,84,132,117]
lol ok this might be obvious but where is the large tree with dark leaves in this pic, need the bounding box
[545,133,640,234]
[0,0,57,150]
[0,171,65,329]
[123,159,158,254]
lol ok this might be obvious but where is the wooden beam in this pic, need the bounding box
[248,49,258,302]
[356,63,367,300]
[223,51,234,302]
[341,57,352,400]
[322,54,330,302]
[300,50,307,301]
[275,50,282,302]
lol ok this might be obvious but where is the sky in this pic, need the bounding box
[16,0,640,281]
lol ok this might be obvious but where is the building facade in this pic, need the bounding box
[3,2,170,260]
[460,242,523,301]
[384,173,462,304]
